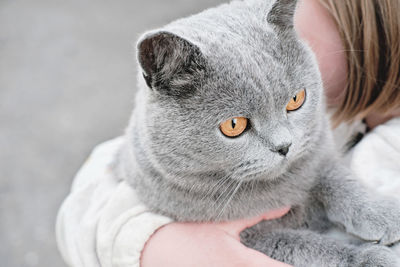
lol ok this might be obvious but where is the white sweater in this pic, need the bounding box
[56,118,400,267]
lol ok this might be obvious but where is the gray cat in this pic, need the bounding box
[113,0,400,266]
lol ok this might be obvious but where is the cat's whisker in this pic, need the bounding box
[212,178,238,215]
[208,165,269,216]
[232,165,270,181]
[217,180,243,220]
[202,162,268,202]
[213,180,237,219]
[187,180,202,195]
[210,177,231,196]
[199,173,232,202]
[250,179,257,200]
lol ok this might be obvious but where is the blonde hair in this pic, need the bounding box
[319,0,400,125]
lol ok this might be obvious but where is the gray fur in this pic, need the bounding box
[113,0,400,265]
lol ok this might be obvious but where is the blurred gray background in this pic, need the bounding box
[0,0,225,266]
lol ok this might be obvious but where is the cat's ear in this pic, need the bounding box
[267,0,298,30]
[137,31,206,98]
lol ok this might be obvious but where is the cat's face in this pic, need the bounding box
[134,0,324,185]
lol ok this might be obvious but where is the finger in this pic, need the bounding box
[262,206,291,221]
[217,207,291,237]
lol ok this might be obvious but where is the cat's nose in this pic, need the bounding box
[271,143,292,156]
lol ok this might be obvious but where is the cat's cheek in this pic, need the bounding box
[215,133,251,160]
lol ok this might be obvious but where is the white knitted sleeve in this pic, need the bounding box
[56,138,172,267]
[350,118,400,254]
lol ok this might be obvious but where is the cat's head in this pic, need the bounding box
[132,0,325,186]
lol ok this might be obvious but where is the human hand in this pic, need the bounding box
[141,207,292,267]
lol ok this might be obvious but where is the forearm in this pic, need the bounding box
[312,161,368,227]
[313,160,400,245]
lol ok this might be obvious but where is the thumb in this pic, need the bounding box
[217,207,291,238]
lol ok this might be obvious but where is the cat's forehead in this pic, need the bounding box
[161,1,307,94]
[203,41,308,99]
[149,0,319,111]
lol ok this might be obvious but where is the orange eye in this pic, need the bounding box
[286,89,306,111]
[220,117,248,137]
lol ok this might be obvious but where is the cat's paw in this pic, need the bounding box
[352,245,400,267]
[347,198,400,245]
